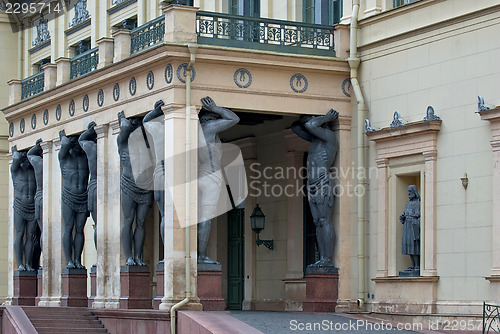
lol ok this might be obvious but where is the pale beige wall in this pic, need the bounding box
[355,0,500,310]
[0,12,18,304]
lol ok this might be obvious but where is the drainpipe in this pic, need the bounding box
[348,0,367,308]
[170,43,198,334]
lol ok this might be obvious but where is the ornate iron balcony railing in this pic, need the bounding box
[70,47,99,80]
[130,15,165,55]
[484,302,500,333]
[21,71,44,100]
[196,11,335,57]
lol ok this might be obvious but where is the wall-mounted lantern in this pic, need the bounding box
[250,204,273,250]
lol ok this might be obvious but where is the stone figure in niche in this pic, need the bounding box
[59,130,90,269]
[399,185,421,277]
[11,146,37,271]
[292,109,339,268]
[143,100,166,257]
[33,14,50,46]
[70,0,90,27]
[27,139,43,268]
[79,121,97,249]
[198,96,240,264]
[117,111,154,266]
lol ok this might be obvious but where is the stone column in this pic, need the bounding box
[375,158,389,278]
[7,80,22,105]
[162,4,197,44]
[38,139,63,306]
[422,150,437,277]
[159,105,202,311]
[112,30,131,63]
[92,122,121,308]
[491,140,500,276]
[42,63,57,90]
[5,153,14,305]
[55,58,71,86]
[96,38,114,69]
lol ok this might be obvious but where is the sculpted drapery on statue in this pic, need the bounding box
[59,130,90,269]
[11,146,37,271]
[117,111,154,266]
[399,185,421,277]
[198,96,240,264]
[27,139,43,268]
[292,109,339,268]
[79,122,98,249]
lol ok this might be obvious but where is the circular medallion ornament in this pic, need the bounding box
[113,83,120,101]
[234,68,252,88]
[176,63,196,83]
[31,114,36,130]
[56,104,61,121]
[8,122,13,137]
[20,118,25,134]
[43,109,49,125]
[290,74,308,93]
[83,94,89,112]
[146,71,154,90]
[164,64,173,84]
[342,78,351,97]
[69,100,75,116]
[97,89,104,107]
[129,77,136,96]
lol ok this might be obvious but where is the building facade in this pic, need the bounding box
[1,0,500,322]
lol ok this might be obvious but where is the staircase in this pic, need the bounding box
[22,306,109,333]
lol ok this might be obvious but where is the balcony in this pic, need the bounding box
[70,47,99,80]
[196,11,335,57]
[21,72,44,100]
[130,15,165,55]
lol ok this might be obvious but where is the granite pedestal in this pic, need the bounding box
[35,269,42,305]
[13,270,37,306]
[89,264,97,308]
[197,263,225,311]
[61,268,88,307]
[153,262,164,309]
[120,265,151,309]
[303,266,339,312]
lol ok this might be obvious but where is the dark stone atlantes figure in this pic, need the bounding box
[143,100,166,256]
[292,109,339,269]
[79,121,97,249]
[11,146,37,271]
[399,185,421,277]
[198,96,239,264]
[59,130,90,269]
[27,139,43,269]
[117,112,154,266]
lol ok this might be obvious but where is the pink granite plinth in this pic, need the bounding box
[89,265,96,308]
[13,270,37,306]
[197,264,225,311]
[120,265,151,309]
[303,272,339,312]
[153,262,164,309]
[61,268,88,307]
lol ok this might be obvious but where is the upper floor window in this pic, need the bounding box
[229,0,260,17]
[303,0,342,25]
[393,0,420,8]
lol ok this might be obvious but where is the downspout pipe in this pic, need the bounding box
[170,43,198,334]
[347,0,367,308]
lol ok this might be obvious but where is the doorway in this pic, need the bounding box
[227,207,245,310]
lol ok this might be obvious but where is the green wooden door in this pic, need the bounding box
[227,208,244,310]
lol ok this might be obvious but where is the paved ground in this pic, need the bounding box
[228,311,419,334]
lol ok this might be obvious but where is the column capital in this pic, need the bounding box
[491,140,500,151]
[375,158,389,168]
[95,124,109,139]
[53,137,61,151]
[110,120,120,135]
[423,150,437,161]
[40,141,53,154]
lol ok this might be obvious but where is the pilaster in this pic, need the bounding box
[55,57,71,86]
[112,30,131,63]
[161,4,198,44]
[96,38,114,69]
[42,63,57,90]
[8,80,22,106]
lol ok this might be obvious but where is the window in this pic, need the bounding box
[229,0,260,17]
[393,0,420,8]
[303,0,342,25]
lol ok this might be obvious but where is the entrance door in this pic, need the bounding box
[227,208,244,310]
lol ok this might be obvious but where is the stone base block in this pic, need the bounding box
[198,268,225,311]
[89,265,97,308]
[120,265,151,309]
[13,270,37,306]
[61,268,88,307]
[35,269,43,305]
[399,268,420,277]
[372,276,439,314]
[153,262,164,309]
[303,272,339,312]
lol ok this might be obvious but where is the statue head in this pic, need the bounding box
[408,185,420,201]
[20,151,30,169]
[129,117,142,129]
[198,108,219,124]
